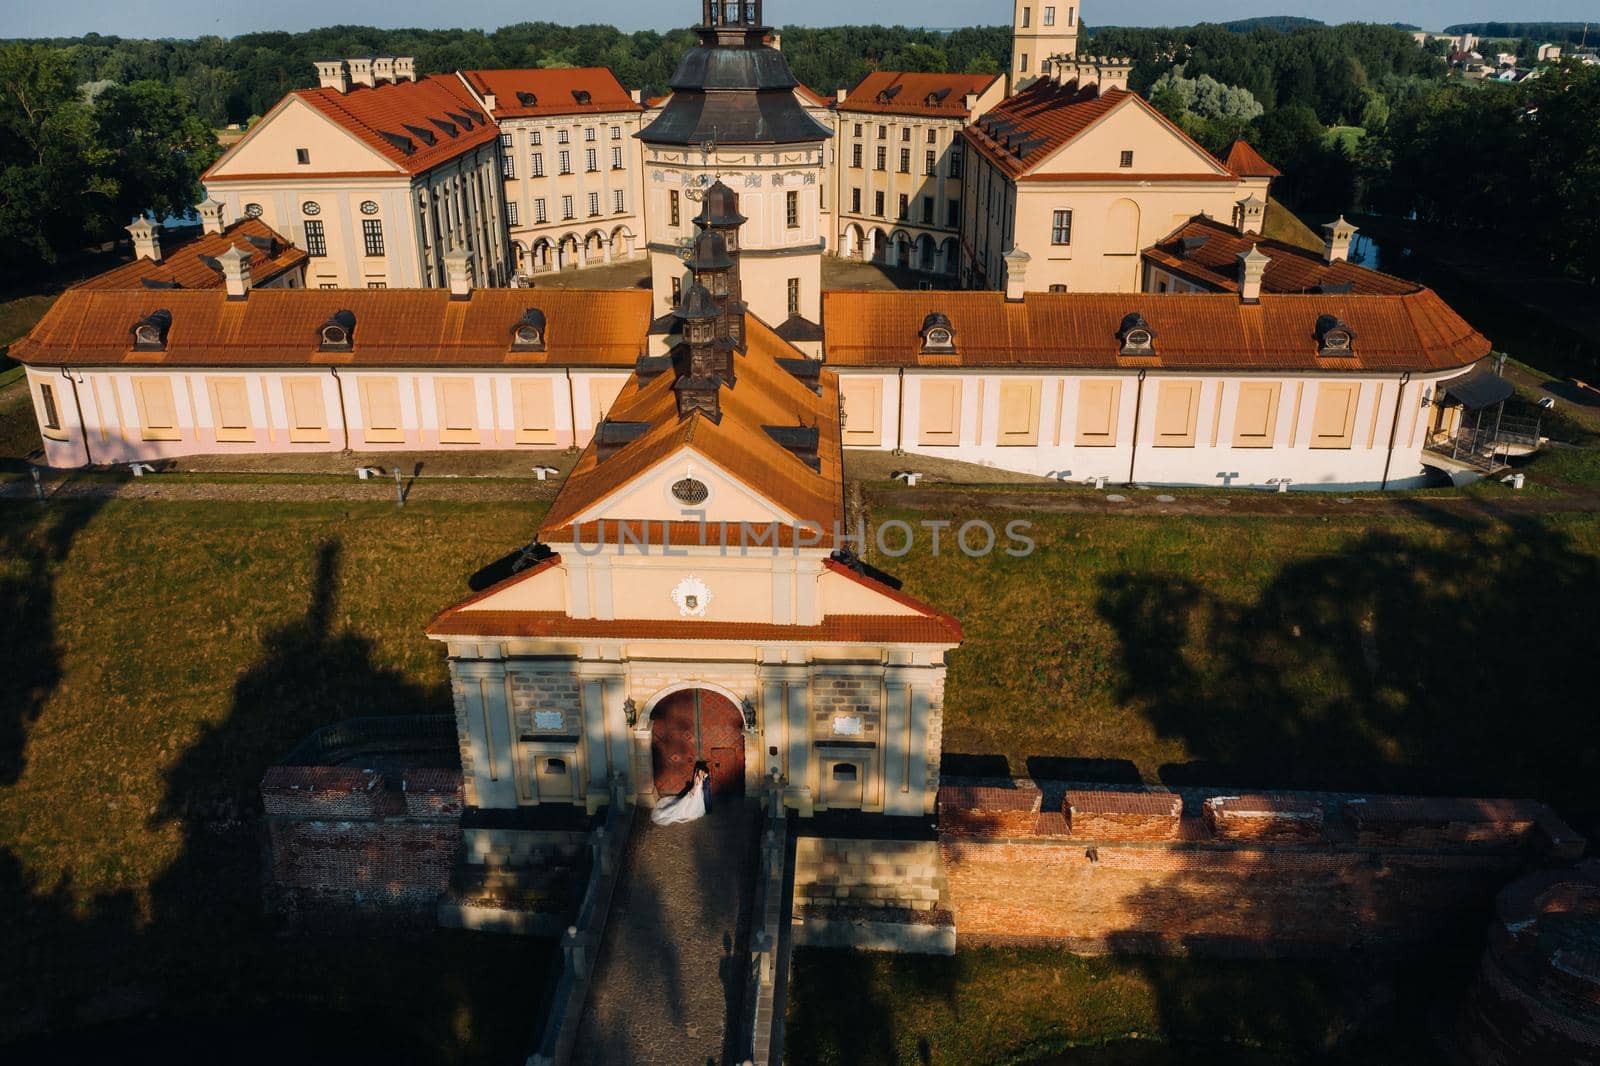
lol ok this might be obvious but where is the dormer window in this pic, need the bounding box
[319,310,356,352]
[511,308,547,351]
[572,90,591,105]
[1118,313,1155,355]
[517,91,538,106]
[919,311,956,353]
[130,309,173,352]
[1316,314,1355,356]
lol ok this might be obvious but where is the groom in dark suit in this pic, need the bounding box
[697,761,714,814]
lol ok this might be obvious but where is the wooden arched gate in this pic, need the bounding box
[649,689,746,800]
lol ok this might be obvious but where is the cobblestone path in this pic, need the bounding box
[574,798,759,1066]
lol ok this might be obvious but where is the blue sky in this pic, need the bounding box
[3,0,1592,40]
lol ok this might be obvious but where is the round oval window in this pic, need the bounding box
[671,477,709,505]
[243,203,263,218]
[360,200,380,216]
[302,201,321,216]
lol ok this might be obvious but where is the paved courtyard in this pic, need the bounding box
[573,799,759,1066]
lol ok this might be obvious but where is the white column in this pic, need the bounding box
[602,237,614,264]
[455,659,517,809]
[783,667,813,815]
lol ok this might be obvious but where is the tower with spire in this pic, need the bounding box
[639,1,832,345]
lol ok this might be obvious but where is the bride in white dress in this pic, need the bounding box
[651,766,710,826]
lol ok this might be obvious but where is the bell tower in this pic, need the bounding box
[1011,0,1081,94]
[639,1,832,340]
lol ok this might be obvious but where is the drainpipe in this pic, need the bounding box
[1125,369,1146,486]
[329,366,352,452]
[1380,371,1411,491]
[894,368,905,453]
[61,367,93,467]
[566,368,579,448]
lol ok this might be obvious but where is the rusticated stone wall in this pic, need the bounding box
[937,782,1584,957]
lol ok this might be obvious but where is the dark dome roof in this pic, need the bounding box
[640,34,831,146]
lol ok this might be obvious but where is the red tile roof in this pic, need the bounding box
[1144,215,1415,297]
[794,83,834,108]
[207,75,497,180]
[962,81,1233,182]
[1223,139,1282,178]
[820,288,1489,374]
[538,314,845,543]
[76,219,306,292]
[10,287,650,368]
[461,68,642,118]
[838,72,1000,117]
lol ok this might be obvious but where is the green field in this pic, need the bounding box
[1326,125,1366,153]
[3,493,1598,1048]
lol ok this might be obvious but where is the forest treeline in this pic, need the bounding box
[1,20,1596,286]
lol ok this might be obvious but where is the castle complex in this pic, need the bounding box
[13,0,1500,495]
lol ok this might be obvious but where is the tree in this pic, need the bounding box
[92,81,222,229]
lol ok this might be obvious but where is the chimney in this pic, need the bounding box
[348,57,375,88]
[197,196,227,235]
[1003,246,1030,301]
[630,88,643,104]
[393,57,417,82]
[1322,215,1356,263]
[315,59,350,93]
[1235,194,1265,235]
[482,92,497,112]
[444,250,474,300]
[218,244,253,300]
[372,56,396,84]
[1099,57,1132,93]
[963,91,980,116]
[127,216,161,262]
[1237,245,1270,304]
[836,87,848,104]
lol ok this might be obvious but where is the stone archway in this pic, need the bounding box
[649,688,745,799]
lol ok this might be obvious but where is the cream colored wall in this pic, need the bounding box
[1012,0,1081,90]
[209,97,397,179]
[498,111,647,276]
[24,365,642,467]
[574,445,796,527]
[835,111,969,274]
[1035,100,1227,176]
[832,366,1473,490]
[643,142,827,324]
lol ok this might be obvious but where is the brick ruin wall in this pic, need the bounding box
[261,765,463,917]
[937,783,1585,956]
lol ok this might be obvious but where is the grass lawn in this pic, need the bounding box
[1325,125,1366,153]
[3,496,1598,1046]
[0,294,58,349]
[0,383,41,465]
[786,946,1458,1065]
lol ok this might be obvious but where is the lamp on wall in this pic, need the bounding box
[623,697,639,729]
[1420,386,1434,409]
[741,699,758,732]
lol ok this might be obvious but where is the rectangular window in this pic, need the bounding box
[927,128,938,144]
[561,195,574,220]
[1051,209,1072,245]
[558,150,571,174]
[918,379,962,446]
[500,132,514,148]
[840,378,883,446]
[898,194,909,221]
[1044,5,1055,25]
[787,277,800,316]
[851,187,862,213]
[925,150,937,176]
[1021,6,1031,26]
[611,125,622,139]
[853,122,862,136]
[786,190,799,228]
[135,378,180,441]
[1233,382,1281,447]
[362,219,385,257]
[921,196,934,224]
[557,129,569,144]
[39,382,61,431]
[670,190,680,226]
[584,148,597,172]
[1019,53,1029,73]
[513,378,557,445]
[1153,381,1201,447]
[208,377,253,442]
[851,144,862,168]
[1076,379,1122,446]
[1120,150,1134,168]
[502,153,515,179]
[947,199,961,227]
[878,124,887,139]
[1068,4,1075,25]
[876,146,887,170]
[534,198,548,223]
[359,377,404,444]
[531,152,544,177]
[584,127,596,142]
[303,220,326,257]
[899,148,911,173]
[612,146,623,169]
[588,192,600,216]
[950,145,963,179]
[1310,383,1359,449]
[531,131,542,146]
[902,127,911,142]
[614,189,625,213]
[284,377,328,443]
[671,276,682,307]
[997,379,1041,446]
[366,282,386,289]
[296,148,310,165]
[435,379,478,444]
[874,191,885,217]
[506,200,519,226]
